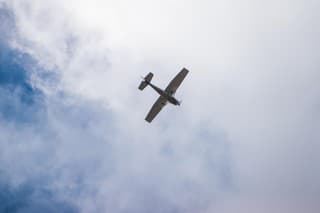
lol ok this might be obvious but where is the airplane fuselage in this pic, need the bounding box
[146,82,180,105]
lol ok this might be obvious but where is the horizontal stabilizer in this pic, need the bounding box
[144,72,153,82]
[139,81,148,90]
[138,72,153,91]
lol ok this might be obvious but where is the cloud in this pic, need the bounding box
[1,0,320,212]
[0,6,231,212]
[0,179,77,213]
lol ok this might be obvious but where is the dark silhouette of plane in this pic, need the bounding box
[139,68,189,123]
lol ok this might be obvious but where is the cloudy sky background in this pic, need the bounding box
[0,0,320,212]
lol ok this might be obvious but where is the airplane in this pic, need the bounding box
[138,68,189,123]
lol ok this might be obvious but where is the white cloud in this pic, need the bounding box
[2,0,320,212]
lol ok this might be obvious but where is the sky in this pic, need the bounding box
[0,0,320,212]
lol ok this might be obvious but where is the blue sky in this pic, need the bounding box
[0,8,73,212]
[1,1,320,212]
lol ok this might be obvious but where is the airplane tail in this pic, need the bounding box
[138,72,153,90]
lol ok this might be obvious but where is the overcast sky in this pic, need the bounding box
[0,0,320,212]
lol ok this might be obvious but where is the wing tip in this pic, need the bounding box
[145,118,152,123]
[182,67,189,73]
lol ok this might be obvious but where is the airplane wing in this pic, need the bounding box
[165,68,189,95]
[145,96,167,123]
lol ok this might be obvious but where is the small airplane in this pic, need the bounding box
[139,68,189,123]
